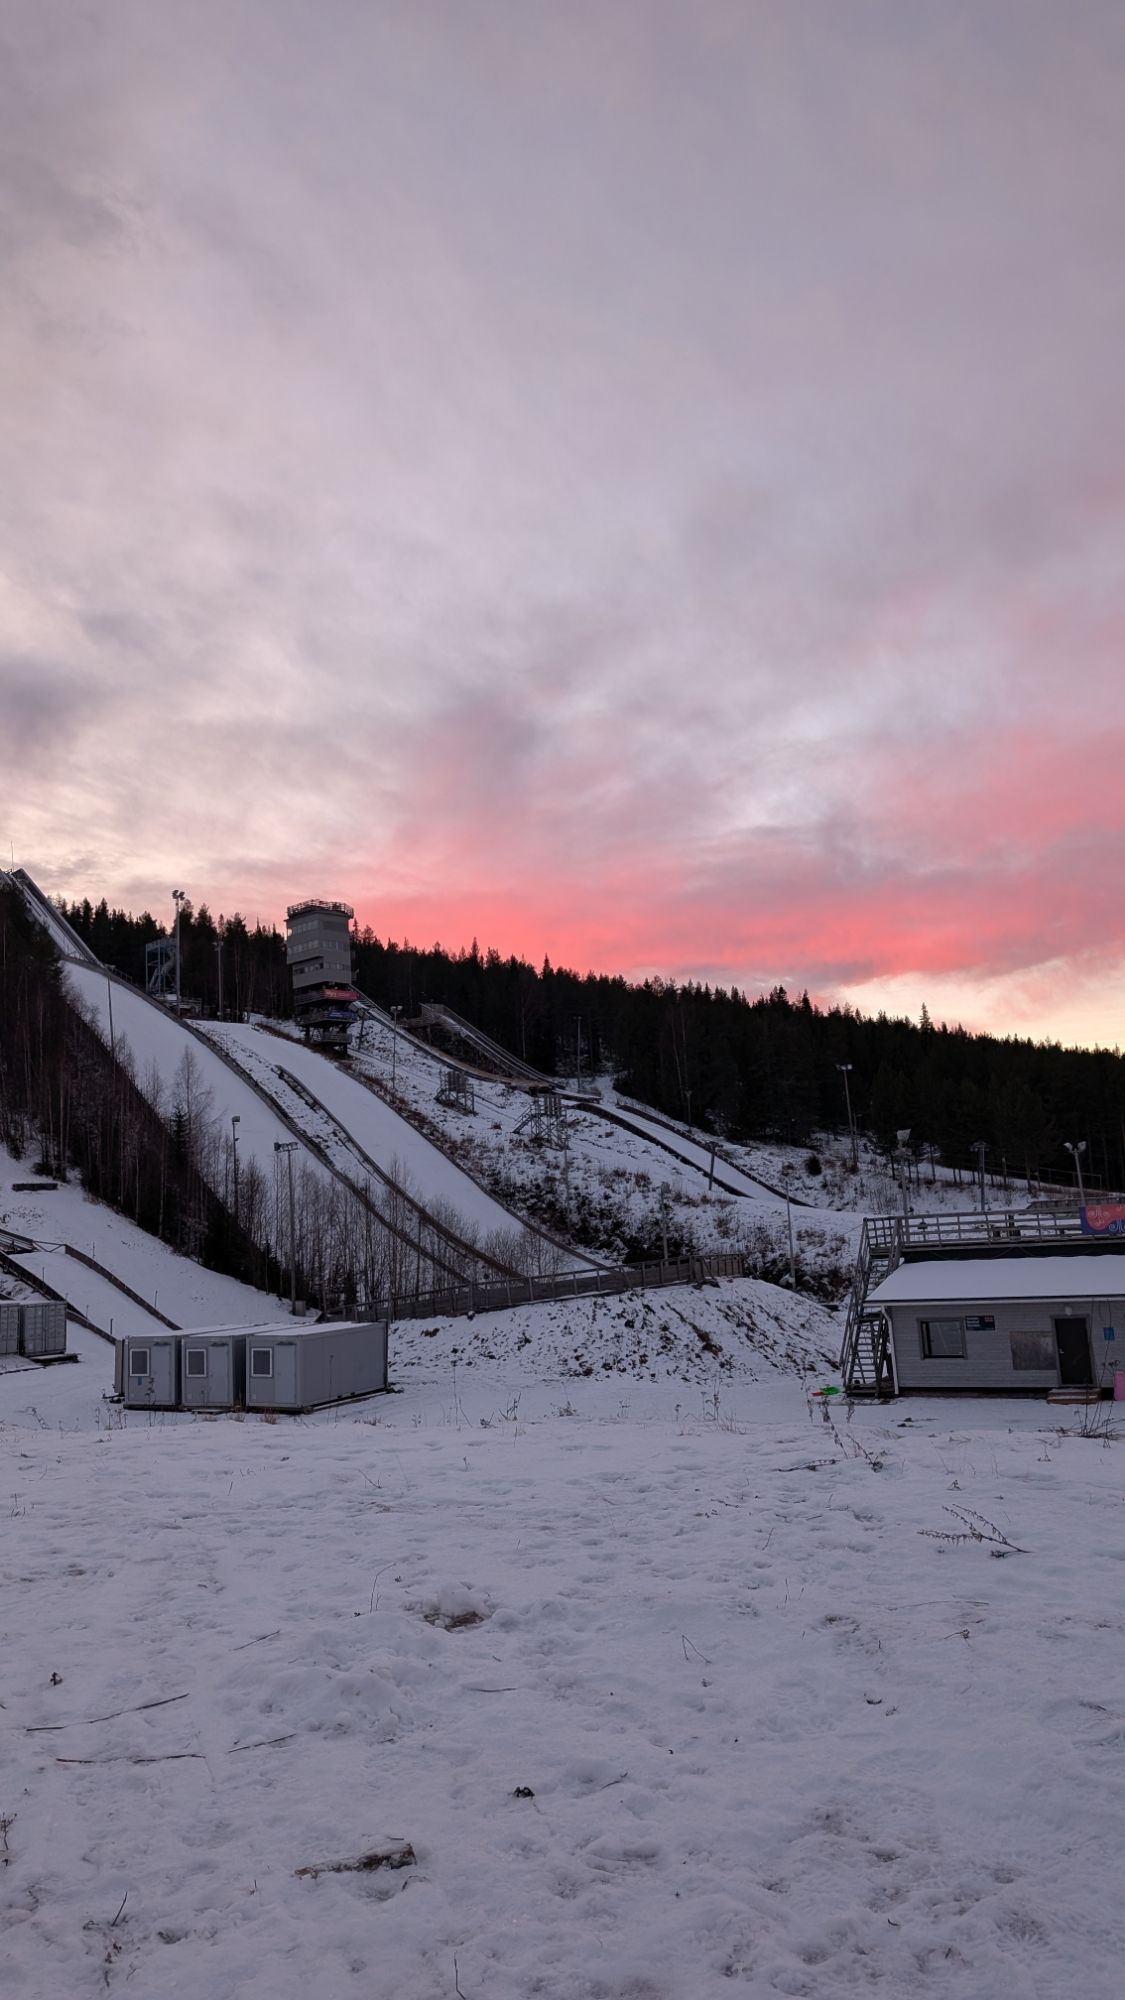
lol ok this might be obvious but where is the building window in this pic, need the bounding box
[185,1348,207,1378]
[250,1347,273,1378]
[1011,1332,1056,1371]
[130,1346,151,1376]
[919,1317,966,1359]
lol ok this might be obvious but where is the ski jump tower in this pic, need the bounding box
[285,899,357,1054]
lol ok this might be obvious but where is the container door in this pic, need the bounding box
[209,1342,231,1405]
[182,1345,207,1402]
[273,1340,298,1405]
[127,1342,155,1402]
[247,1344,274,1403]
[153,1340,177,1405]
[1054,1316,1092,1386]
[0,1305,18,1357]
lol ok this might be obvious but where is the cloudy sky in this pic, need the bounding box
[4,1,1125,1044]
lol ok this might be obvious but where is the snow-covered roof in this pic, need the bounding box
[870,1253,1125,1306]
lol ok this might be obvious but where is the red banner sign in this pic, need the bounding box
[1081,1205,1125,1236]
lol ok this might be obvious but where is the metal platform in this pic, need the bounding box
[839,1207,1124,1395]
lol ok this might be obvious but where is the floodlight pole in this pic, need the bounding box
[837,1063,858,1170]
[1064,1139,1087,1209]
[214,935,224,1020]
[231,1115,240,1223]
[390,1005,403,1092]
[781,1169,796,1287]
[972,1139,988,1215]
[172,889,186,1016]
[274,1140,298,1313]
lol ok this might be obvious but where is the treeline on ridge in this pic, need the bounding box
[58,893,1125,1194]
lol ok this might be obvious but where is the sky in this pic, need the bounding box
[3,0,1125,1048]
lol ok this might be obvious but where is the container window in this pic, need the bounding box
[1011,1332,1056,1371]
[919,1317,966,1359]
[185,1348,207,1378]
[250,1347,273,1378]
[130,1347,151,1376]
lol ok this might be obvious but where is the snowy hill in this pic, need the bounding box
[0,1147,294,1341]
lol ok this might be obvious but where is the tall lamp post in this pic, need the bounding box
[1064,1139,1087,1210]
[390,1005,403,1092]
[837,1063,858,1171]
[274,1141,298,1314]
[172,888,186,1016]
[895,1127,912,1220]
[231,1114,240,1223]
[972,1139,989,1215]
[780,1166,796,1288]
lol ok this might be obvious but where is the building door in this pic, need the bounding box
[209,1343,231,1405]
[1054,1316,1092,1386]
[273,1340,298,1406]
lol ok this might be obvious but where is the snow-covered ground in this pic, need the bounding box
[3,1314,1123,2000]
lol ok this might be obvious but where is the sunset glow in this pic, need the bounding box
[4,2,1125,1048]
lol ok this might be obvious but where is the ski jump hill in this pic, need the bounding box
[4,868,801,1341]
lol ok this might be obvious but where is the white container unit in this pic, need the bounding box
[179,1330,249,1411]
[245,1321,389,1413]
[122,1335,180,1409]
[20,1301,67,1357]
[0,1301,67,1358]
[0,1304,20,1357]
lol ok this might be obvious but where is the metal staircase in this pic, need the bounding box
[839,1205,1103,1395]
[839,1219,901,1395]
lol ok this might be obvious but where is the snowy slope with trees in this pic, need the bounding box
[0,1149,296,1341]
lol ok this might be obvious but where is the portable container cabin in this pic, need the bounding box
[122,1334,181,1409]
[0,1303,21,1357]
[20,1300,67,1356]
[244,1320,389,1412]
[869,1252,1125,1393]
[179,1330,249,1410]
[0,1300,67,1358]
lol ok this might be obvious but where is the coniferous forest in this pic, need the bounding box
[46,892,1125,1196]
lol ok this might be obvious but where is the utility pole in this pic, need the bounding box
[214,935,224,1020]
[893,1128,912,1221]
[574,1015,583,1094]
[172,888,186,1016]
[971,1139,988,1215]
[274,1141,298,1313]
[231,1114,240,1224]
[659,1183,671,1266]
[781,1168,796,1287]
[390,1005,403,1092]
[837,1063,858,1170]
[1064,1139,1087,1209]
